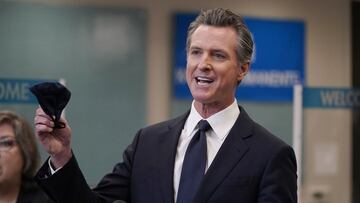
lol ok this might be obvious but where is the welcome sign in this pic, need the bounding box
[173,13,305,102]
[303,87,360,109]
[0,78,55,104]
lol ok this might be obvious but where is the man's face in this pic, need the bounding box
[186,25,247,109]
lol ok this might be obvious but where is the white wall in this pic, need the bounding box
[15,0,353,202]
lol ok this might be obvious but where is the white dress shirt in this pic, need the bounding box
[173,99,240,202]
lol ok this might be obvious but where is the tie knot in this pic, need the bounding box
[198,120,211,132]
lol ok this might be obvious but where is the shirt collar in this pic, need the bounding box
[184,99,240,140]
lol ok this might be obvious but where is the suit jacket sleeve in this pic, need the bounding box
[258,145,298,203]
[35,130,142,203]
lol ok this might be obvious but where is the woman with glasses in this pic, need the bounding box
[0,111,53,203]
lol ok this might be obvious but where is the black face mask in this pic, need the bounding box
[29,82,71,129]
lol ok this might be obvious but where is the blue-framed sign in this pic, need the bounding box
[173,13,305,102]
[303,87,360,109]
[0,78,55,104]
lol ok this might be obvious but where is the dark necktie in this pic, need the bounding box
[177,120,211,203]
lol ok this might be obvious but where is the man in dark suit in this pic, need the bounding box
[34,8,297,203]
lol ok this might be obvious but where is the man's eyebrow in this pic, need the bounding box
[189,46,201,50]
[211,48,230,56]
[212,48,226,52]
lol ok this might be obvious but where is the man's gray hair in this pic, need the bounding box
[186,8,254,65]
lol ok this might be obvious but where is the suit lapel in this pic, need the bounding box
[195,106,254,202]
[158,112,189,203]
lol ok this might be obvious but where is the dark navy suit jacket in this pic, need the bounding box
[35,106,297,203]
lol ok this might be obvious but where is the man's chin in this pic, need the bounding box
[193,97,213,105]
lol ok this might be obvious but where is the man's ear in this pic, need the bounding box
[237,62,250,81]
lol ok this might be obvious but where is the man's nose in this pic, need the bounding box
[198,55,212,70]
[198,63,212,71]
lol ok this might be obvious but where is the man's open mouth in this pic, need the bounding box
[195,76,214,84]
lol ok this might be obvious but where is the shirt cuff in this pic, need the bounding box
[48,158,63,175]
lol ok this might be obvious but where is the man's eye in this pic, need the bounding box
[190,50,201,55]
[214,53,225,59]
